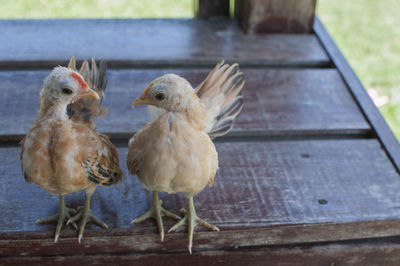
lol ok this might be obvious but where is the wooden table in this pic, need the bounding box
[1,6,400,265]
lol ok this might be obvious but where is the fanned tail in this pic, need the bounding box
[67,57,108,128]
[195,60,245,139]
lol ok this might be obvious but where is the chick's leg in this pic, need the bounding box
[168,196,219,254]
[36,194,77,243]
[133,190,181,242]
[67,187,107,243]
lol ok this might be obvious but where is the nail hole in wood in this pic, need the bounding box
[318,199,328,205]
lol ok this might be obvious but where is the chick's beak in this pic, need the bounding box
[132,96,154,108]
[132,82,154,108]
[77,88,100,100]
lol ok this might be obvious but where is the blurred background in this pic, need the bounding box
[1,0,399,138]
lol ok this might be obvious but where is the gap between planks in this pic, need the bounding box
[0,61,334,71]
[0,129,374,148]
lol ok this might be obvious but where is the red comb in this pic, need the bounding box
[71,72,88,89]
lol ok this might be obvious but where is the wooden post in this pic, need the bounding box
[196,0,230,18]
[235,0,316,33]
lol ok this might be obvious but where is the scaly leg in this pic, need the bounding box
[36,195,77,243]
[168,196,219,254]
[133,190,181,242]
[67,189,107,243]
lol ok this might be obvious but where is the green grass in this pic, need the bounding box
[317,0,400,138]
[0,0,193,18]
[1,0,399,138]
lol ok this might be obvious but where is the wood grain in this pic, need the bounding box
[235,0,316,33]
[2,238,400,266]
[0,68,369,140]
[2,139,400,255]
[0,19,329,69]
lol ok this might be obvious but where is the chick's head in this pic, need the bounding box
[41,66,99,104]
[133,74,198,112]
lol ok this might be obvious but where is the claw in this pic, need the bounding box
[68,191,108,243]
[36,195,76,243]
[168,197,219,254]
[133,191,180,242]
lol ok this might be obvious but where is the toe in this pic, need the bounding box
[90,214,108,228]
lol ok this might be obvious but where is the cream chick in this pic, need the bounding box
[127,61,244,253]
[130,74,218,197]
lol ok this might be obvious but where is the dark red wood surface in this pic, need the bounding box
[2,139,400,255]
[0,19,329,68]
[0,15,400,263]
[3,238,400,266]
[0,68,369,140]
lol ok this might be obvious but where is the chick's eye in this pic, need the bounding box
[62,88,73,95]
[155,92,165,101]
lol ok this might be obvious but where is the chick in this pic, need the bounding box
[20,58,123,243]
[127,61,244,253]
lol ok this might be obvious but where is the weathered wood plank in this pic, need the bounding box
[314,17,400,173]
[1,139,400,255]
[0,68,369,140]
[235,0,316,33]
[0,19,329,68]
[2,239,400,266]
[196,0,230,17]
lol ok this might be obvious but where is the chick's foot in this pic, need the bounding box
[132,190,181,242]
[36,195,77,243]
[168,197,219,254]
[67,192,107,243]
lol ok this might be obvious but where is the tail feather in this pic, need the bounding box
[92,58,107,104]
[79,60,92,88]
[195,60,245,139]
[67,57,108,128]
[208,118,234,138]
[68,56,77,70]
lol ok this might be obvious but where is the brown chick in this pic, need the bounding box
[20,58,123,243]
[127,61,244,253]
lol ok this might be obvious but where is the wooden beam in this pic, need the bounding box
[235,0,316,33]
[3,238,400,265]
[195,0,230,18]
[314,17,400,173]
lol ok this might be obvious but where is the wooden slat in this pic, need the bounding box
[0,19,329,68]
[196,0,230,17]
[235,0,316,33]
[2,139,400,255]
[0,68,369,140]
[314,17,400,173]
[2,239,400,266]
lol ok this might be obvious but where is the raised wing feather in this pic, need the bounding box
[195,61,245,139]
